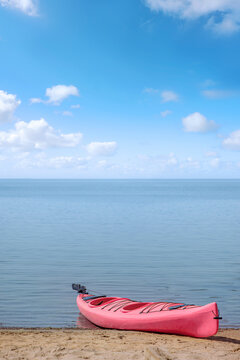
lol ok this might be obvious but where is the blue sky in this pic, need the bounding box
[0,0,240,178]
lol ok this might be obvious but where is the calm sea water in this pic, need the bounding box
[0,179,239,328]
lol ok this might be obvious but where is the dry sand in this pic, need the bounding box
[0,328,239,360]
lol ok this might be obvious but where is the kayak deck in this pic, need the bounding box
[83,296,199,313]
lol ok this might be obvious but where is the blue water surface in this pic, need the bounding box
[0,179,239,328]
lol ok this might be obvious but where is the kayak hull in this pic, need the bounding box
[76,294,219,338]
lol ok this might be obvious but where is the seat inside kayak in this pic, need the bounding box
[122,302,150,311]
[89,297,117,306]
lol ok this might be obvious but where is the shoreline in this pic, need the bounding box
[1,328,239,360]
[0,327,239,330]
[1,325,239,329]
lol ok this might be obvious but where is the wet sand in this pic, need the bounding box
[0,328,239,360]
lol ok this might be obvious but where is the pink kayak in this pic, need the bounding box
[72,284,221,338]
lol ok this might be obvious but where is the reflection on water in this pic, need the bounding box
[76,313,99,329]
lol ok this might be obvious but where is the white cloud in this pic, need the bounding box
[143,88,159,94]
[30,97,43,104]
[137,154,150,161]
[144,88,179,103]
[201,79,216,88]
[46,85,79,105]
[161,90,179,103]
[138,153,179,170]
[206,11,240,34]
[202,89,236,99]
[31,85,80,106]
[97,160,108,168]
[97,160,114,169]
[144,0,240,34]
[62,111,73,117]
[71,104,81,109]
[182,112,218,133]
[86,141,117,156]
[178,157,200,169]
[167,152,178,165]
[161,110,172,117]
[223,130,240,150]
[209,158,220,168]
[0,154,6,161]
[15,153,89,170]
[45,156,88,169]
[0,90,21,123]
[0,118,82,150]
[138,152,204,172]
[205,151,217,157]
[0,0,37,16]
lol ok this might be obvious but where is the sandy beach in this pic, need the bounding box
[0,328,239,360]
